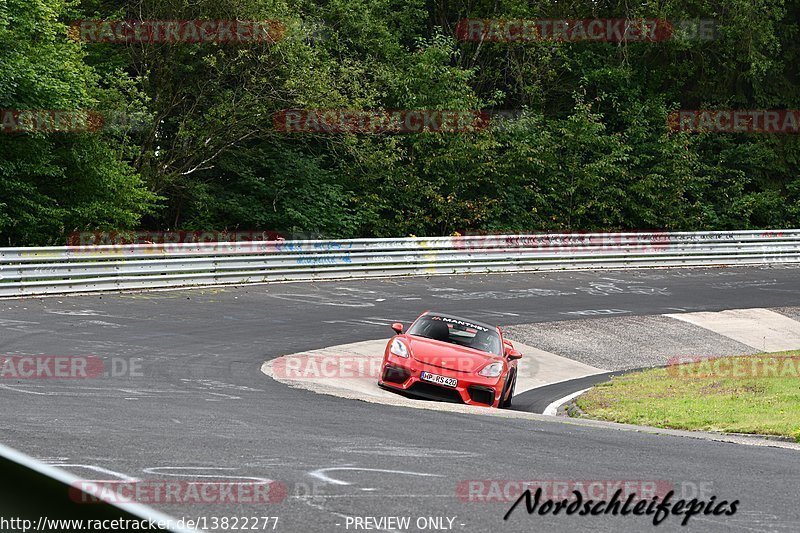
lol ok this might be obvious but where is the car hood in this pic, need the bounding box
[405,336,496,373]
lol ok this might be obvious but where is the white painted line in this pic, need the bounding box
[666,308,800,352]
[308,466,443,486]
[54,464,140,482]
[543,387,591,416]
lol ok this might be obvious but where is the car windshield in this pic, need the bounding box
[407,315,502,355]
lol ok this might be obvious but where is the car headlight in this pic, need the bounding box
[478,361,504,377]
[390,338,409,358]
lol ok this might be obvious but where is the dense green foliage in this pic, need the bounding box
[1,0,799,245]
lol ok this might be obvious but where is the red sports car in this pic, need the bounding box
[377,311,522,408]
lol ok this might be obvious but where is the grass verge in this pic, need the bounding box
[575,351,800,442]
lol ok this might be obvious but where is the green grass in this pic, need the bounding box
[576,351,800,442]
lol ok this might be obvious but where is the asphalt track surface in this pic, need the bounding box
[2,266,800,532]
[511,370,622,414]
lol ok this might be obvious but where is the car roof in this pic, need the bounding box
[420,311,499,332]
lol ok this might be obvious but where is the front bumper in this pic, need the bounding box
[378,356,505,407]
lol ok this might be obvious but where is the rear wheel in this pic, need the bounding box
[500,372,516,408]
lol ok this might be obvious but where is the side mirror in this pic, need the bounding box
[391,322,404,334]
[505,348,522,360]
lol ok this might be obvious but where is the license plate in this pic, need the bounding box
[420,371,457,388]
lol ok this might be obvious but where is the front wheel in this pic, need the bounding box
[501,372,516,408]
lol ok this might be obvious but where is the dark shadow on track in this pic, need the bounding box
[511,368,649,414]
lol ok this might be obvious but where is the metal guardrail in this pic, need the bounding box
[0,443,195,532]
[1,230,799,297]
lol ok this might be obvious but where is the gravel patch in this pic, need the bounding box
[504,315,758,371]
[773,306,800,322]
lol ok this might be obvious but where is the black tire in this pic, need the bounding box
[501,372,516,408]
